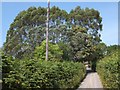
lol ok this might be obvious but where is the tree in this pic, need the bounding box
[34,40,63,61]
[4,6,103,61]
[0,47,3,72]
[2,52,14,88]
[106,45,120,55]
[4,7,47,59]
[90,42,107,71]
[4,6,67,59]
[58,42,73,61]
[67,7,102,61]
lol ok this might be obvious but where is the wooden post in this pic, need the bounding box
[46,0,50,61]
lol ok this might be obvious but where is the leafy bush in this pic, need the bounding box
[97,51,119,89]
[3,57,86,89]
[34,40,63,61]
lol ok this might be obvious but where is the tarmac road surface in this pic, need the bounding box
[77,67,103,90]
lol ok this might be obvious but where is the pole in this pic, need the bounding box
[46,0,50,61]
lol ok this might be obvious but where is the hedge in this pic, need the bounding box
[2,57,86,89]
[97,51,119,89]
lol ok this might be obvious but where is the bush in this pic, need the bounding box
[3,58,86,89]
[97,51,119,89]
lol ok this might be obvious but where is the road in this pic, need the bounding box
[77,68,103,89]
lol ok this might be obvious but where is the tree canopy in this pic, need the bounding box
[34,40,63,61]
[4,6,103,61]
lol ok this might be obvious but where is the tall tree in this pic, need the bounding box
[4,6,103,61]
[67,6,102,61]
[4,7,47,59]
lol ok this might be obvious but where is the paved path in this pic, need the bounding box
[77,69,103,89]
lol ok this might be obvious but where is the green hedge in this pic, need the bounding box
[3,57,86,89]
[97,51,119,89]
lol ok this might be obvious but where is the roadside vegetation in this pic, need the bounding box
[97,45,120,89]
[2,55,85,89]
[1,5,119,89]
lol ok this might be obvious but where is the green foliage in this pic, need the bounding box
[89,43,107,71]
[94,42,107,59]
[0,48,2,72]
[68,7,102,61]
[0,48,3,81]
[3,58,86,89]
[106,45,120,55]
[2,53,14,88]
[4,6,102,61]
[97,50,119,89]
[34,40,63,61]
[58,42,73,60]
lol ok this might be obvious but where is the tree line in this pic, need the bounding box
[4,6,104,62]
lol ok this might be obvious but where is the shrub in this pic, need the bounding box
[97,51,119,89]
[3,58,86,89]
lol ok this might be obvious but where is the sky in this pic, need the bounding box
[1,0,119,2]
[119,2,120,45]
[0,2,118,47]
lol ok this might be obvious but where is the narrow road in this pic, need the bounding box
[77,68,103,89]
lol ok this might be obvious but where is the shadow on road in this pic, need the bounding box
[86,67,96,74]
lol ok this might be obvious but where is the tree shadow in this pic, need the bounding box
[86,67,96,74]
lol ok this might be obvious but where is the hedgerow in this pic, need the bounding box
[2,56,86,89]
[97,51,119,89]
